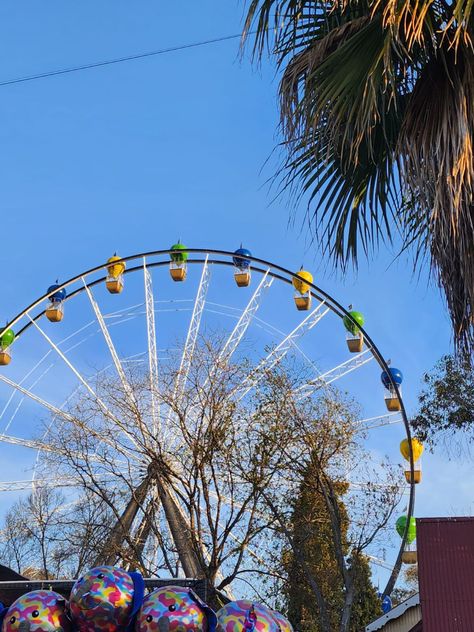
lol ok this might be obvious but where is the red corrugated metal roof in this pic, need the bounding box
[417,517,474,631]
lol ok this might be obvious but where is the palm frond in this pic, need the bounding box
[243,0,474,357]
[443,0,474,49]
[399,46,474,354]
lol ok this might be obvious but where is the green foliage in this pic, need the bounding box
[283,460,380,631]
[244,0,474,358]
[412,354,474,446]
[348,555,382,631]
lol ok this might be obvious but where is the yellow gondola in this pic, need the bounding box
[400,438,424,484]
[292,268,313,311]
[106,255,126,294]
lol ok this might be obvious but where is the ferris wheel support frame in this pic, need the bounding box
[0,248,415,598]
[143,258,160,437]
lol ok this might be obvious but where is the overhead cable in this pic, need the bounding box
[0,31,254,88]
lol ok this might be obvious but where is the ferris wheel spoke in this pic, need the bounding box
[1,362,55,435]
[348,481,407,493]
[83,279,137,407]
[143,259,160,438]
[0,321,98,424]
[234,302,330,402]
[218,269,273,363]
[0,433,132,477]
[0,433,87,460]
[0,354,51,424]
[168,256,210,419]
[0,371,139,463]
[356,412,403,430]
[0,472,123,492]
[294,349,373,400]
[26,314,145,454]
[0,373,78,424]
[179,269,274,424]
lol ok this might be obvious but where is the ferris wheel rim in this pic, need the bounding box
[0,247,415,598]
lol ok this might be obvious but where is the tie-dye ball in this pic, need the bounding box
[266,612,292,632]
[216,602,278,632]
[2,590,71,632]
[135,586,212,632]
[69,566,135,632]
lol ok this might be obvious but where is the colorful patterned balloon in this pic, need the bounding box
[69,566,135,632]
[136,586,215,632]
[2,590,71,632]
[216,601,279,632]
[266,611,292,632]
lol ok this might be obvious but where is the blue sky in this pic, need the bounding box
[0,1,471,591]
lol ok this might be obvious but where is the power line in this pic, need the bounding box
[0,31,253,88]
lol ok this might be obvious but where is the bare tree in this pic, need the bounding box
[0,505,33,574]
[0,488,65,579]
[2,333,403,627]
[38,337,283,586]
[233,364,402,632]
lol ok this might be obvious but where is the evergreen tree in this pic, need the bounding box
[284,459,380,631]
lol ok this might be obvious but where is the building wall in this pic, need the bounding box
[382,605,421,632]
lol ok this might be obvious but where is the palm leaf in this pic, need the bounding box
[243,0,474,357]
[399,46,474,354]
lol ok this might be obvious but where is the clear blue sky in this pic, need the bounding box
[0,1,470,590]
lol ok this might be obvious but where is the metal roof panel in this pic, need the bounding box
[417,517,474,631]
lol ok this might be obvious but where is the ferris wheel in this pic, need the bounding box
[0,246,421,599]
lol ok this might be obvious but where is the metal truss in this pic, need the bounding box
[184,268,273,419]
[26,314,143,453]
[0,476,91,492]
[0,373,76,424]
[0,431,130,467]
[356,412,403,430]
[83,279,137,408]
[143,259,159,435]
[219,269,273,363]
[172,256,210,409]
[235,301,329,401]
[294,349,373,400]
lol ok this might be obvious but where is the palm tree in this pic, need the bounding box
[243,0,474,358]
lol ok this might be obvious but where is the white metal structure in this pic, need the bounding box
[0,248,413,597]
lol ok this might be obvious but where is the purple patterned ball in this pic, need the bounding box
[216,601,278,632]
[2,590,71,632]
[135,586,210,632]
[69,566,135,632]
